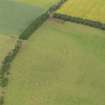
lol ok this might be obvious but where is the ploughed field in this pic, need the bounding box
[5,20,105,105]
[57,0,105,23]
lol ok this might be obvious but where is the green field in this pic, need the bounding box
[14,0,60,10]
[5,20,105,105]
[0,0,60,37]
[57,0,105,23]
[0,0,44,37]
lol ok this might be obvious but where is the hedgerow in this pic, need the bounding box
[19,12,49,40]
[48,0,68,13]
[0,40,22,105]
[53,13,105,30]
[0,40,22,87]
[19,0,67,40]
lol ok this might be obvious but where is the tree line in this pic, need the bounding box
[53,13,105,30]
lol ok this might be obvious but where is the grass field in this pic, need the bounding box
[14,0,60,10]
[57,0,105,23]
[0,0,60,37]
[0,0,45,37]
[4,20,105,105]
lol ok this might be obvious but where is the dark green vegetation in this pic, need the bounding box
[0,35,17,105]
[19,11,49,40]
[0,35,17,62]
[19,0,66,40]
[53,13,105,30]
[5,20,105,105]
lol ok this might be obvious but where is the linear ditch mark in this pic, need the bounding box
[0,0,67,105]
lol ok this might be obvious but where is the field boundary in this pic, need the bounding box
[0,39,22,105]
[19,12,49,40]
[0,0,67,105]
[19,0,67,40]
[53,13,105,31]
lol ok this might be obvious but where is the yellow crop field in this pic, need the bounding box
[57,0,105,23]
